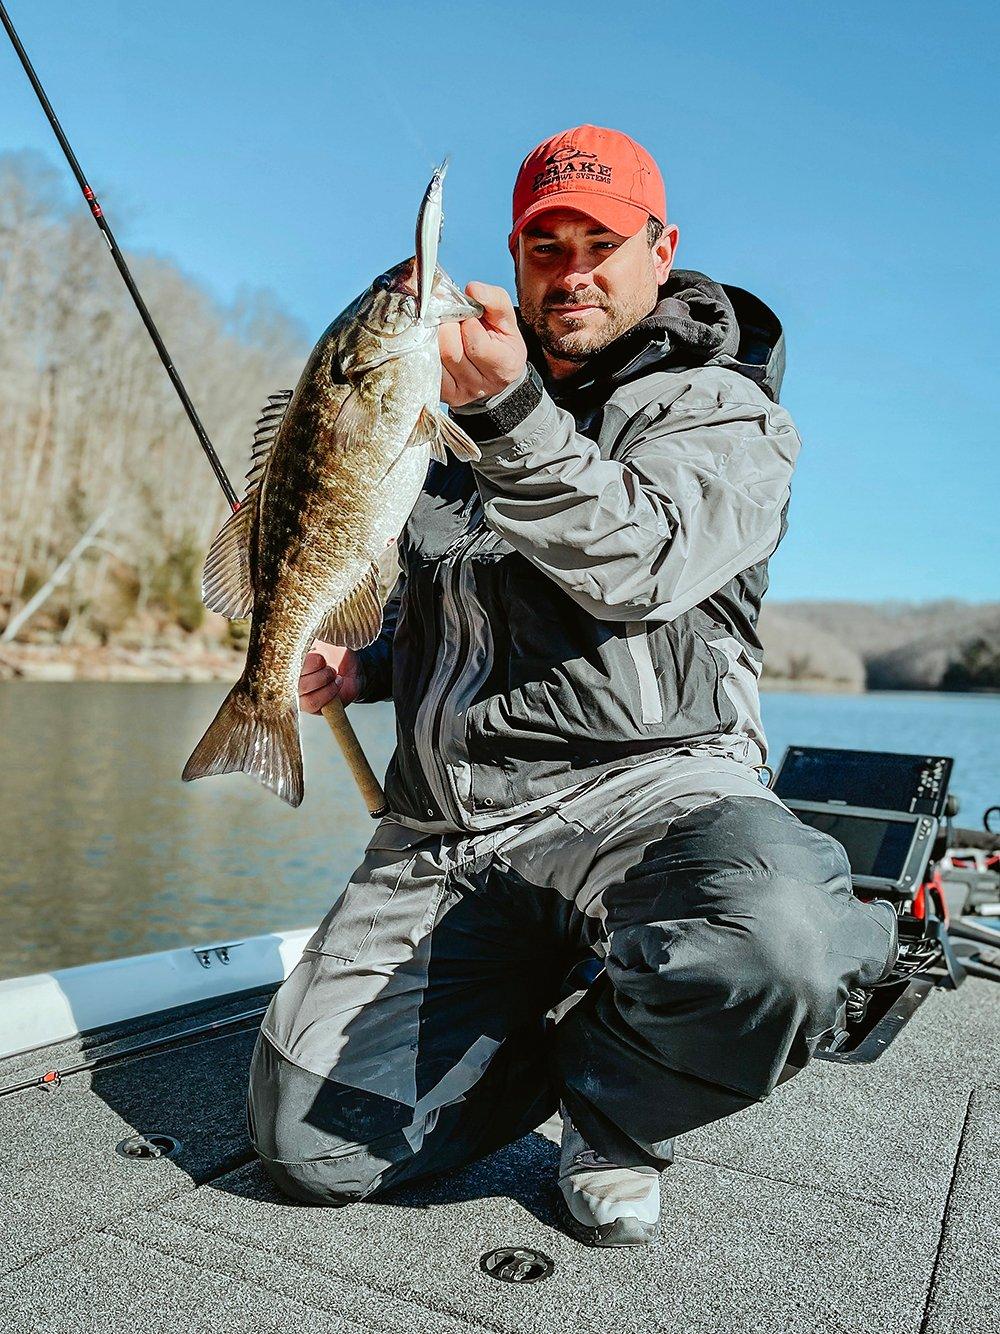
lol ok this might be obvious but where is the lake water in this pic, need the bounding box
[1,683,997,979]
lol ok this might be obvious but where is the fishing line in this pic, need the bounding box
[333,7,487,288]
[336,4,439,168]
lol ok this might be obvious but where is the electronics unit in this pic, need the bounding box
[772,746,951,897]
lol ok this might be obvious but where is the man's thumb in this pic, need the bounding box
[466,282,518,336]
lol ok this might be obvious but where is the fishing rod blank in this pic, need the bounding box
[1,2,387,816]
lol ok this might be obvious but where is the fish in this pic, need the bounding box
[181,163,482,806]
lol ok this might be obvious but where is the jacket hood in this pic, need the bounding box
[520,268,786,404]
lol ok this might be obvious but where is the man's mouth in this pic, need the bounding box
[549,304,602,319]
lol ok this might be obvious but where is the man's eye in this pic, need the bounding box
[593,241,617,251]
[532,244,557,255]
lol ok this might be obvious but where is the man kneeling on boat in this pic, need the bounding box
[247,126,897,1247]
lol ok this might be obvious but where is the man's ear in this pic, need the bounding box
[653,224,679,285]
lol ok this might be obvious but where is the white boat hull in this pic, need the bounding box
[0,928,314,1059]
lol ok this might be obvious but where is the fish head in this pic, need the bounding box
[364,255,483,331]
[335,261,483,377]
[334,259,424,374]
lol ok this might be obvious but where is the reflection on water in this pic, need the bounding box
[1,683,997,978]
[1,683,395,978]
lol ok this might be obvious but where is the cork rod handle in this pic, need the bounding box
[320,697,387,818]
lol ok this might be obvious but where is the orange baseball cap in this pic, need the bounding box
[508,125,666,255]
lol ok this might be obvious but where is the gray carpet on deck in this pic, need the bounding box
[2,976,998,1332]
[0,1229,464,1334]
[921,1084,1000,1334]
[682,978,1000,1207]
[0,1005,261,1274]
[135,1146,936,1334]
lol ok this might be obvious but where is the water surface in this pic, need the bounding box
[1,683,996,978]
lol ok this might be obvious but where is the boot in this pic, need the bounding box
[557,1106,660,1247]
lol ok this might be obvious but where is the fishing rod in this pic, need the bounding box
[0,2,386,817]
[0,1004,269,1099]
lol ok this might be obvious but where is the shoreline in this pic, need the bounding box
[0,641,867,693]
[0,641,246,683]
[3,643,995,695]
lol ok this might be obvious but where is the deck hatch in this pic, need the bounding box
[115,1133,181,1161]
[479,1247,555,1283]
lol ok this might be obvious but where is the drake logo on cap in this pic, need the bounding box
[533,147,612,193]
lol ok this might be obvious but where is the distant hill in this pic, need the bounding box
[761,600,1000,691]
[758,607,865,690]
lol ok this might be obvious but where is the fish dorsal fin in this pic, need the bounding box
[246,390,293,494]
[315,562,383,650]
[201,390,292,619]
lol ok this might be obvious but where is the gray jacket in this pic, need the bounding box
[355,270,799,831]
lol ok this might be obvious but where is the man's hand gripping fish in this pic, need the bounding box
[182,164,481,806]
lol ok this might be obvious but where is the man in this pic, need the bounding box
[248,126,896,1247]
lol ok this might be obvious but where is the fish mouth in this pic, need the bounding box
[382,260,481,327]
[415,160,448,323]
[428,267,483,324]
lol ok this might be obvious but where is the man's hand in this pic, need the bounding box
[298,641,362,714]
[439,282,527,408]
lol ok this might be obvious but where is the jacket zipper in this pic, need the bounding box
[413,524,488,824]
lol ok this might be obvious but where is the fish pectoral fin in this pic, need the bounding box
[316,562,384,650]
[413,406,481,463]
[434,409,481,462]
[202,503,254,618]
[409,406,447,462]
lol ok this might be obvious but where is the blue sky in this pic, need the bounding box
[2,0,996,601]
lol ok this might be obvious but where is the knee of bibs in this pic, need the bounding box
[607,873,841,1022]
[257,1142,389,1207]
[247,1031,398,1206]
[725,878,839,1010]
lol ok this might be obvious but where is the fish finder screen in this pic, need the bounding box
[793,811,916,883]
[773,747,951,815]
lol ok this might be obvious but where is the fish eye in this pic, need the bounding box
[374,274,393,291]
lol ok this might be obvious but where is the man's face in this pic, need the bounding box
[515,208,677,370]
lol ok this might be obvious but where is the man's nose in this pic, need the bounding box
[555,248,598,288]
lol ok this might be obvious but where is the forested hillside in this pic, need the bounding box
[0,152,306,649]
[761,602,1000,691]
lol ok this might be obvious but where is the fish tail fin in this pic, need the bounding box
[182,681,304,807]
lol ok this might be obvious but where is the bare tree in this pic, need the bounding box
[0,151,307,648]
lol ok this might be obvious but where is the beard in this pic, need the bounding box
[517,280,658,363]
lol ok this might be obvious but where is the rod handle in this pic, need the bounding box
[320,697,387,818]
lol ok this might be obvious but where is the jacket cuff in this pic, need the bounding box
[451,363,544,443]
[351,643,384,704]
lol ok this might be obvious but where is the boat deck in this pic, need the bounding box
[2,973,998,1334]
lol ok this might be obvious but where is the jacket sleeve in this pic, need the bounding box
[454,364,801,623]
[352,569,404,703]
